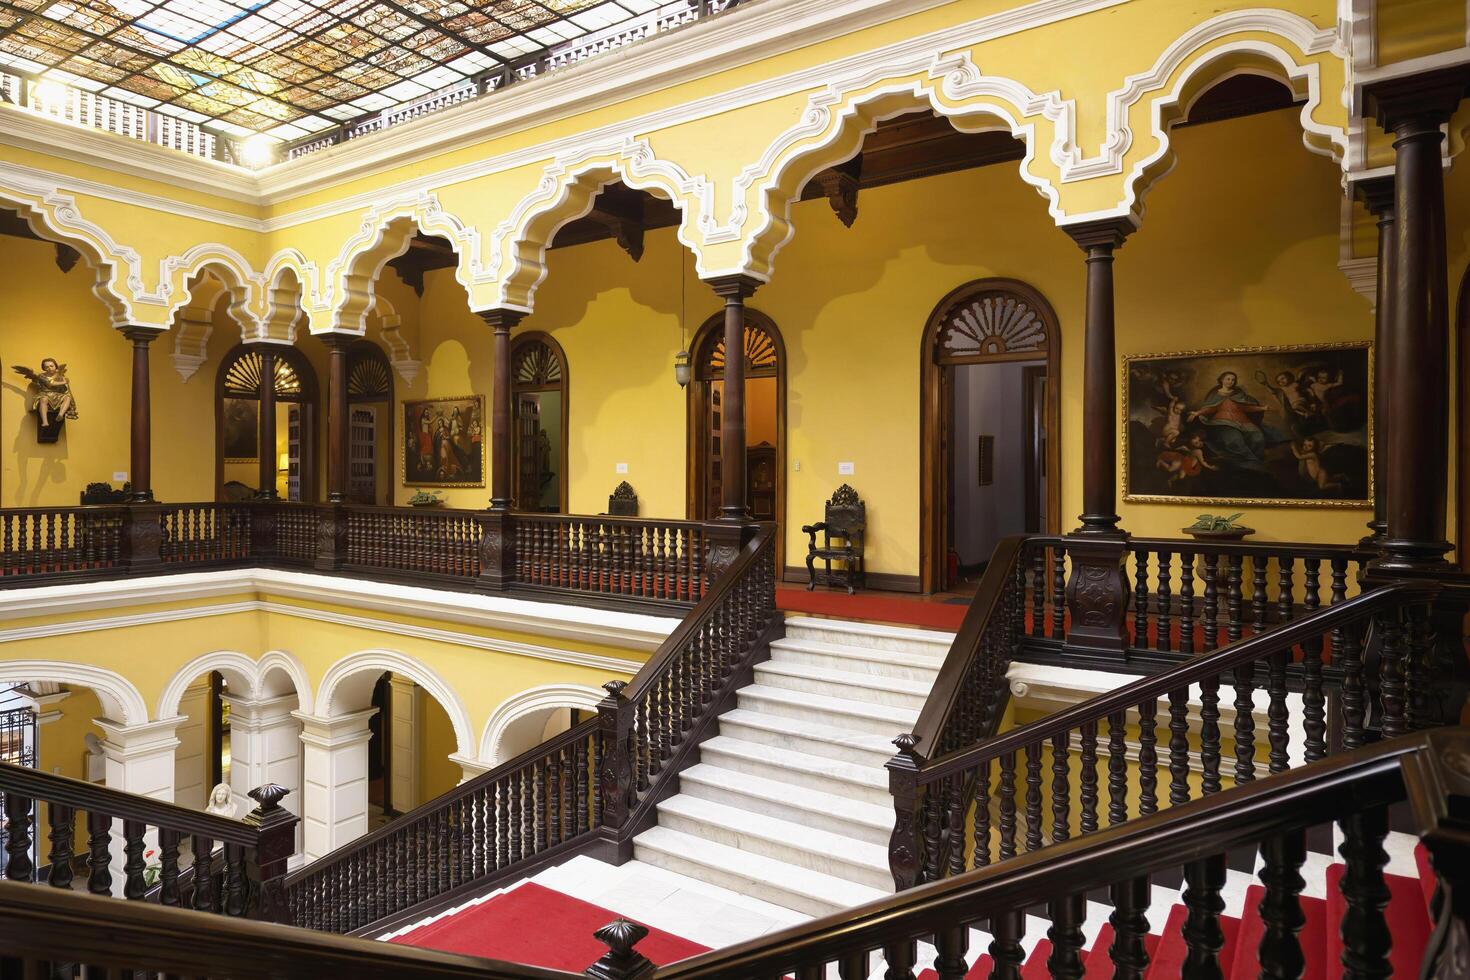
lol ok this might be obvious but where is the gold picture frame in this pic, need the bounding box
[1122,341,1373,508]
[402,395,485,488]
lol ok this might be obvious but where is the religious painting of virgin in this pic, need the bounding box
[1123,343,1372,507]
[403,396,485,487]
[221,397,259,463]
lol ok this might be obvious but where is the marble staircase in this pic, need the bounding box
[632,615,955,916]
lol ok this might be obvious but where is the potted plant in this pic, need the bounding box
[1183,513,1254,541]
[407,489,444,508]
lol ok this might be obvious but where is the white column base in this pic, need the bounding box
[94,717,183,897]
[293,708,377,864]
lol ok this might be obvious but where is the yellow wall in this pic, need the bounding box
[418,693,462,802]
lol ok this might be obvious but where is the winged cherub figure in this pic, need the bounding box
[13,358,78,427]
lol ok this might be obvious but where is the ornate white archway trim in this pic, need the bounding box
[479,683,604,764]
[316,648,474,760]
[156,649,313,722]
[0,660,148,726]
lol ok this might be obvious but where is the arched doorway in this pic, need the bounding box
[510,332,569,513]
[920,279,1061,593]
[215,345,319,501]
[686,309,786,567]
[347,342,394,505]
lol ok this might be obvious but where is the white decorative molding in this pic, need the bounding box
[155,648,312,722]
[479,683,607,764]
[0,660,148,726]
[316,649,475,762]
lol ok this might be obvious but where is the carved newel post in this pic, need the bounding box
[1061,218,1135,657]
[703,275,762,583]
[243,783,299,924]
[886,733,923,892]
[477,309,525,591]
[585,920,656,980]
[315,333,354,570]
[121,326,164,572]
[595,679,635,861]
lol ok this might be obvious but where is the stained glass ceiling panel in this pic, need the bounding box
[0,0,646,134]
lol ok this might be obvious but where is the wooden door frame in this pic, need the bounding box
[1457,263,1469,571]
[920,278,1062,594]
[346,340,393,505]
[685,307,786,575]
[214,343,320,502]
[510,331,570,513]
[1022,363,1047,535]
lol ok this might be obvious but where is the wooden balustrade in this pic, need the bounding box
[159,503,254,564]
[342,505,481,578]
[284,524,777,936]
[512,514,707,604]
[273,502,318,563]
[889,580,1438,889]
[1125,538,1373,655]
[0,762,296,921]
[0,505,126,579]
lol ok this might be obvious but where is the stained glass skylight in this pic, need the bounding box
[0,0,666,138]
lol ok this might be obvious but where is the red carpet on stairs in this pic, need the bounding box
[776,587,968,630]
[390,882,709,971]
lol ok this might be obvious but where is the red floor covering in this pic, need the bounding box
[390,882,709,971]
[777,587,969,630]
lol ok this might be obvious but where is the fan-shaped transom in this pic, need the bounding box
[936,292,1049,365]
[222,349,305,399]
[348,351,392,400]
[513,340,564,391]
[703,321,779,380]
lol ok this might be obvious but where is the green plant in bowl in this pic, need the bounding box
[1183,512,1254,540]
[408,489,444,507]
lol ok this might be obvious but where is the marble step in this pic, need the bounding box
[677,761,894,847]
[753,660,931,711]
[633,826,889,918]
[655,794,892,891]
[697,735,890,807]
[783,616,954,658]
[768,635,945,683]
[717,707,899,768]
[736,683,918,739]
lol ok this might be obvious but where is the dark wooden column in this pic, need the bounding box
[255,344,279,499]
[121,327,163,503]
[706,275,761,523]
[321,334,353,504]
[477,308,525,591]
[1355,176,1395,547]
[1365,68,1469,572]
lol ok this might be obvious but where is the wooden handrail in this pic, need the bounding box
[1126,536,1375,560]
[0,759,259,844]
[918,578,1437,783]
[0,878,581,979]
[650,728,1468,979]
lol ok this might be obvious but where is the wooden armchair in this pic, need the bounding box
[802,484,866,594]
[607,481,638,516]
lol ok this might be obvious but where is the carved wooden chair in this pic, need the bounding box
[607,481,638,516]
[802,484,866,594]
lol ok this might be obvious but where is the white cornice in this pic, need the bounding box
[0,158,265,231]
[0,0,1127,229]
[0,567,678,652]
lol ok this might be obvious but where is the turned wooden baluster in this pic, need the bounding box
[1051,545,1067,638]
[997,750,1018,861]
[224,842,247,916]
[1257,829,1308,980]
[1079,721,1099,834]
[1338,806,1392,979]
[1301,630,1327,763]
[1137,697,1158,815]
[1202,553,1220,651]
[3,790,33,882]
[1377,608,1409,738]
[946,773,965,877]
[973,758,992,868]
[1030,547,1045,637]
[1226,555,1244,643]
[989,910,1026,980]
[86,811,111,895]
[1133,550,1150,648]
[1109,875,1152,979]
[883,939,917,980]
[192,834,215,911]
[1108,710,1128,826]
[1178,551,1195,653]
[1155,550,1173,652]
[1200,674,1222,795]
[1276,556,1294,625]
[1340,618,1368,749]
[1024,742,1043,852]
[934,925,970,980]
[1266,649,1291,774]
[1048,894,1087,980]
[1405,603,1432,730]
[1050,731,1070,844]
[1233,664,1257,783]
[122,819,147,899]
[1250,557,1269,635]
[159,827,181,907]
[540,759,553,851]
[1182,853,1228,977]
[45,803,74,889]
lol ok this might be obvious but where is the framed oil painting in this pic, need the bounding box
[1123,342,1372,507]
[403,395,485,487]
[221,397,259,463]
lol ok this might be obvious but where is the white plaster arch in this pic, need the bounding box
[367,293,421,383]
[159,244,265,337]
[479,683,604,765]
[156,648,313,721]
[0,661,148,726]
[315,649,474,760]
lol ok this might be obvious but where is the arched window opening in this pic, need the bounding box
[215,345,318,502]
[346,342,394,505]
[510,333,569,513]
[921,279,1061,593]
[687,309,786,570]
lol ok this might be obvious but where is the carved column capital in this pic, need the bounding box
[1365,65,1470,138]
[476,308,525,334]
[1062,216,1136,255]
[1352,174,1396,220]
[704,273,763,301]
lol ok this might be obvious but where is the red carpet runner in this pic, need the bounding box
[776,588,968,630]
[390,882,709,971]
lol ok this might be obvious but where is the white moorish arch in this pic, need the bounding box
[480,683,604,766]
[315,648,473,755]
[0,660,147,726]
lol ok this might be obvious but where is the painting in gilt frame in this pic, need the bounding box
[403,396,485,488]
[1123,342,1372,507]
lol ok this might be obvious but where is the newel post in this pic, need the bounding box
[1059,217,1135,657]
[1414,731,1470,980]
[596,680,635,860]
[586,920,656,980]
[887,733,924,891]
[243,783,298,925]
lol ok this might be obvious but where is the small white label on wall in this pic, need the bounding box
[838,462,854,475]
[794,460,801,472]
[113,472,128,483]
[616,463,628,474]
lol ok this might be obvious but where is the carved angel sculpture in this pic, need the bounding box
[13,358,77,426]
